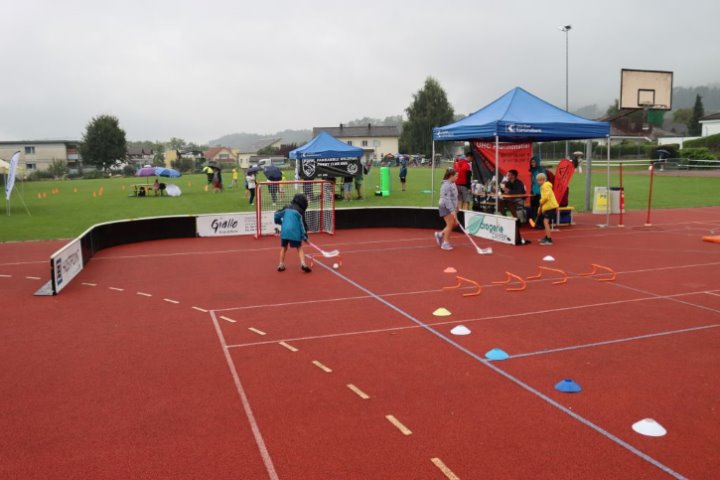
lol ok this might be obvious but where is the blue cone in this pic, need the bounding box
[555,379,582,393]
[485,348,509,361]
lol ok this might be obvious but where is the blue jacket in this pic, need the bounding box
[529,155,545,195]
[274,207,308,242]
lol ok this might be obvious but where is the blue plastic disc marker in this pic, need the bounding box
[555,379,582,393]
[485,348,509,361]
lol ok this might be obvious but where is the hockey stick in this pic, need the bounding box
[455,215,493,255]
[306,240,340,258]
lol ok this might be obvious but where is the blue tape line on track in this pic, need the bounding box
[319,261,688,480]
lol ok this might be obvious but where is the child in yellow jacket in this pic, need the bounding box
[536,172,558,246]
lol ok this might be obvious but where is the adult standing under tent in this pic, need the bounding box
[431,87,610,214]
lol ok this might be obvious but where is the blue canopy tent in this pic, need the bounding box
[431,87,610,214]
[290,131,364,180]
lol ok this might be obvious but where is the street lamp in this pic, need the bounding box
[558,24,572,158]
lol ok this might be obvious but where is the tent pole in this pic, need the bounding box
[606,135,611,227]
[431,141,435,206]
[584,139,592,211]
[494,135,500,212]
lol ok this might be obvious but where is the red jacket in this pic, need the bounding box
[454,158,470,186]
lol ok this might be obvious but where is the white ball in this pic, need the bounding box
[332,263,339,269]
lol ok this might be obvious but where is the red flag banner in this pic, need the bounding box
[471,141,533,193]
[553,159,575,206]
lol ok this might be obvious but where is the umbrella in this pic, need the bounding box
[136,166,156,177]
[263,165,282,181]
[202,166,214,174]
[165,184,182,197]
[247,166,262,175]
[154,167,181,178]
[657,149,671,158]
[572,151,584,156]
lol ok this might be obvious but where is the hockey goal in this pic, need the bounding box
[255,180,335,237]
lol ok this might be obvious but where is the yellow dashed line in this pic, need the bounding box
[312,360,332,373]
[220,315,236,323]
[385,415,412,436]
[347,384,370,399]
[163,298,180,304]
[431,458,460,480]
[279,341,298,352]
[248,327,266,336]
[137,292,152,297]
[192,306,208,312]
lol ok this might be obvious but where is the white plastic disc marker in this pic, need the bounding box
[632,418,667,437]
[450,325,471,336]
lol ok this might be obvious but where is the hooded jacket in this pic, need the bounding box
[274,194,309,242]
[529,155,545,196]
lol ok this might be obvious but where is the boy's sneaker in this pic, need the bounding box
[277,263,286,272]
[539,238,553,246]
[301,264,312,273]
[434,231,443,247]
[441,242,454,251]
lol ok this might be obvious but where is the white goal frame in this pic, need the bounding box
[255,180,335,238]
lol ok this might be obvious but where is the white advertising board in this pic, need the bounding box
[464,211,517,245]
[52,238,84,293]
[196,213,258,237]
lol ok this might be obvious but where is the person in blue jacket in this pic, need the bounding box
[274,193,311,272]
[529,155,546,224]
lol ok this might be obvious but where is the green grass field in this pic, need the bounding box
[2,167,718,242]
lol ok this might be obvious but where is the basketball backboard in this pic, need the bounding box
[620,69,673,110]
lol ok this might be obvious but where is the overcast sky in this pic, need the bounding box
[2,0,718,144]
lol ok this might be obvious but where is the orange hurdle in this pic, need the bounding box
[526,266,568,285]
[492,272,527,292]
[443,276,482,296]
[579,263,616,282]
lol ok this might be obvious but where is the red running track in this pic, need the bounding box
[1,207,719,479]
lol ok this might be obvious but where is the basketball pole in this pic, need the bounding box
[645,165,655,227]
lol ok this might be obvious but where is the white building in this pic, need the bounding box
[312,125,400,164]
[699,113,720,137]
[0,140,81,176]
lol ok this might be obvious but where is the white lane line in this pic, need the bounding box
[226,287,720,350]
[192,306,208,312]
[25,276,41,280]
[312,360,332,373]
[109,287,124,291]
[248,327,266,336]
[220,315,237,323]
[209,312,279,480]
[385,415,412,436]
[431,458,460,480]
[278,341,298,352]
[706,291,720,298]
[347,384,370,400]
[81,282,97,287]
[0,274,11,278]
[137,292,152,297]
[507,323,720,360]
[163,298,180,304]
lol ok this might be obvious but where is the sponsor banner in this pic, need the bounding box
[197,213,257,237]
[299,158,361,180]
[552,159,575,203]
[464,211,517,245]
[52,238,83,293]
[471,142,532,196]
[5,151,20,201]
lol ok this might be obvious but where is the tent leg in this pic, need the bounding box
[431,141,435,206]
[494,135,500,212]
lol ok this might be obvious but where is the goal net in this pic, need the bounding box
[256,180,335,237]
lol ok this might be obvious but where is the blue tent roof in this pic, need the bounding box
[289,131,364,159]
[433,87,610,142]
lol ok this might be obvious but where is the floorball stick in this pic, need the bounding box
[455,217,493,255]
[306,240,340,258]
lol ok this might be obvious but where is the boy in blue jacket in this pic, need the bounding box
[274,193,311,273]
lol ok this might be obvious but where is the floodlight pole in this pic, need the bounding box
[559,25,572,159]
